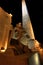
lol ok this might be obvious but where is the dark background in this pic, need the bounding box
[0,0,43,44]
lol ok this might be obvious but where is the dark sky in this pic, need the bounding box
[0,0,43,44]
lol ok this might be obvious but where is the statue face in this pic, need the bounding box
[12,23,23,40]
[16,23,22,28]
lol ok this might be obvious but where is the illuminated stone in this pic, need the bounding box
[0,7,12,52]
[22,0,35,39]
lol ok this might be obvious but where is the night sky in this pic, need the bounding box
[0,0,43,44]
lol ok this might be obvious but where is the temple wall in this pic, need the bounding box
[0,7,12,52]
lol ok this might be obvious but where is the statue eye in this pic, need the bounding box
[26,35,30,38]
[15,30,18,32]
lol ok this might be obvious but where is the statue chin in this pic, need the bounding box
[28,39,40,52]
